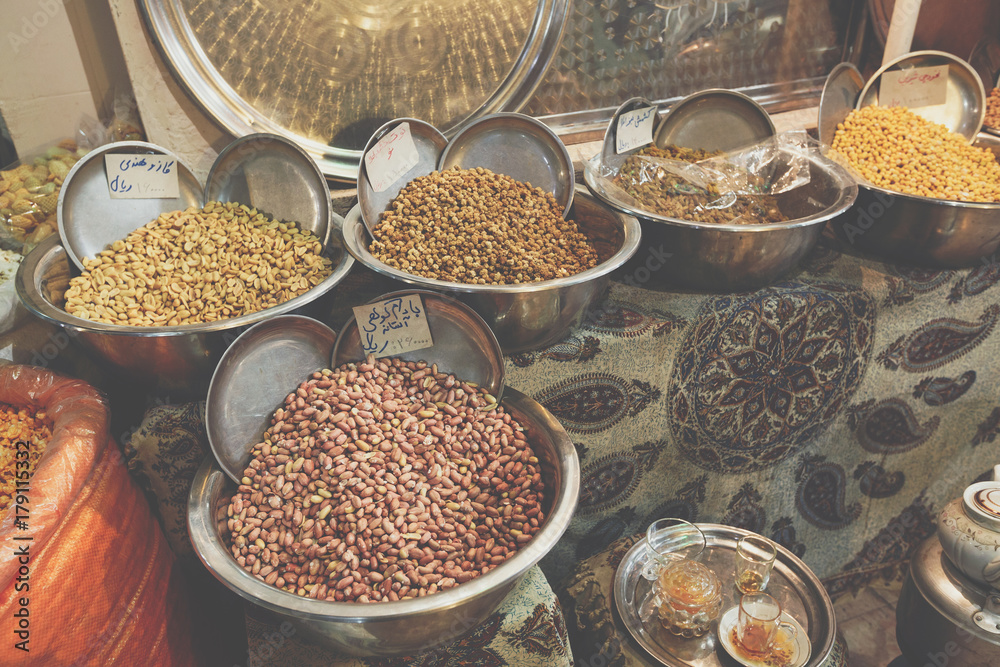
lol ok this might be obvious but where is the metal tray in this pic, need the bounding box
[613,524,835,667]
[139,0,569,181]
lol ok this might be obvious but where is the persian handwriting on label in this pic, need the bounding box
[616,107,657,154]
[364,122,420,193]
[879,65,949,109]
[353,294,434,356]
[104,154,179,199]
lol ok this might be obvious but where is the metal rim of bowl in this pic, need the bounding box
[14,231,355,338]
[188,385,580,622]
[341,185,641,295]
[856,180,1000,210]
[856,49,986,143]
[583,150,859,233]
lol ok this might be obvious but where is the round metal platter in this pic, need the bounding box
[613,524,835,667]
[57,141,203,271]
[139,0,569,181]
[653,89,776,154]
[331,289,505,402]
[817,62,864,146]
[438,113,574,218]
[206,133,332,248]
[205,314,337,482]
[357,119,448,235]
[857,50,986,143]
[601,97,659,163]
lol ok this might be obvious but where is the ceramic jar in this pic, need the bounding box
[937,465,1000,589]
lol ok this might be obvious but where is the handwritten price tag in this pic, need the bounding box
[616,106,657,154]
[879,65,948,109]
[364,122,420,193]
[353,294,434,357]
[105,154,179,199]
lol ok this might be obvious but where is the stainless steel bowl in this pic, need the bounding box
[342,186,641,353]
[585,149,858,291]
[831,134,1000,268]
[188,387,579,657]
[14,218,354,397]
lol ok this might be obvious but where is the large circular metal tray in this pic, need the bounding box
[139,0,569,181]
[613,524,835,667]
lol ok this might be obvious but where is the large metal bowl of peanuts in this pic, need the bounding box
[188,314,579,656]
[344,184,641,353]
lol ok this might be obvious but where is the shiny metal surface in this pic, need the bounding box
[897,538,1000,666]
[206,315,337,482]
[15,223,354,397]
[858,50,986,142]
[584,150,857,291]
[831,180,1000,268]
[358,119,448,235]
[140,0,569,181]
[818,63,864,146]
[331,290,505,402]
[341,186,642,353]
[601,97,660,164]
[653,89,776,153]
[614,524,836,667]
[188,386,579,656]
[57,141,202,271]
[438,113,575,218]
[206,134,332,248]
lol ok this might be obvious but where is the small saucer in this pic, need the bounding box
[717,606,810,667]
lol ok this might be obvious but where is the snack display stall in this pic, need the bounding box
[2,1,1000,666]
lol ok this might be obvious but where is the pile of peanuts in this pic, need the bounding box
[226,355,547,602]
[369,166,598,285]
[831,105,1000,202]
[63,201,332,326]
[985,88,1000,129]
[613,145,789,225]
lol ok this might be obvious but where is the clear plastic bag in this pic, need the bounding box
[0,141,88,253]
[586,131,816,225]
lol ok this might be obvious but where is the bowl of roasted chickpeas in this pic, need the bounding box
[829,104,1000,267]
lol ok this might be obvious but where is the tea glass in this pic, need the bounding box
[642,519,721,637]
[735,534,777,594]
[735,593,798,658]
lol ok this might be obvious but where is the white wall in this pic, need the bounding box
[0,0,98,153]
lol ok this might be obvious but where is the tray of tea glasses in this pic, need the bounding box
[613,524,835,667]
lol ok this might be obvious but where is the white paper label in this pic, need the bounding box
[352,294,434,357]
[879,65,949,108]
[616,107,657,154]
[105,154,179,199]
[364,122,420,193]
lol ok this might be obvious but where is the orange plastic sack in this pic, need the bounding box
[0,365,194,666]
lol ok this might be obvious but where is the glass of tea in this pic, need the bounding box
[641,518,706,581]
[734,593,797,659]
[654,558,723,637]
[735,534,777,594]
